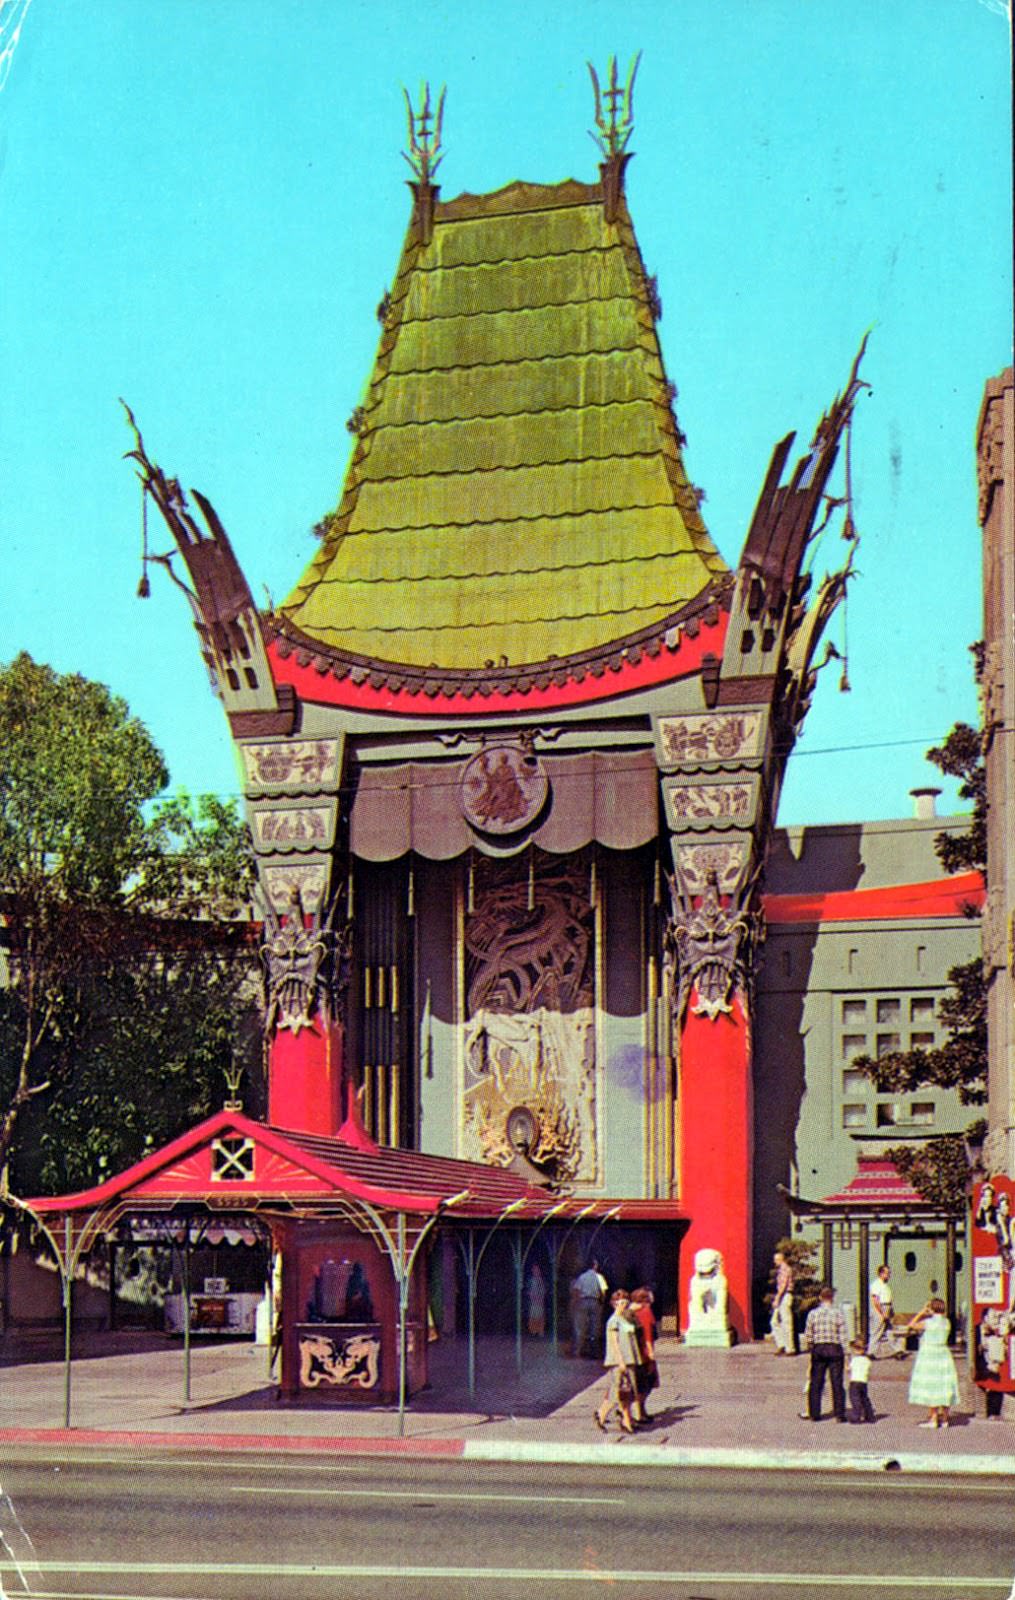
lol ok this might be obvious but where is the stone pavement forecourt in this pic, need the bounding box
[1,1334,1013,1474]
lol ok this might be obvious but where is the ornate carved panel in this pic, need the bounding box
[672,839,750,896]
[460,744,549,835]
[260,860,331,914]
[654,710,765,770]
[250,804,336,853]
[241,737,344,795]
[663,777,758,830]
[459,856,597,1184]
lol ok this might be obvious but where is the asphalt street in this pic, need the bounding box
[1,1450,1013,1600]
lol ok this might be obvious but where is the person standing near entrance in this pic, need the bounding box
[770,1250,795,1355]
[802,1286,850,1422]
[570,1258,607,1358]
[867,1264,904,1359]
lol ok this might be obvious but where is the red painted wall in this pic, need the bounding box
[677,995,754,1341]
[268,1021,345,1137]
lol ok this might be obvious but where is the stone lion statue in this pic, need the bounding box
[685,1247,732,1346]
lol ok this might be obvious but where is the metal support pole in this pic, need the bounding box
[511,1231,524,1376]
[822,1221,834,1289]
[182,1226,192,1405]
[945,1218,957,1344]
[466,1229,477,1401]
[858,1219,870,1345]
[62,1216,73,1431]
[397,1213,409,1438]
[548,1231,561,1354]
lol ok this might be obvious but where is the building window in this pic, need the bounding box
[842,1103,868,1128]
[911,997,936,1024]
[842,1069,868,1093]
[956,1251,964,1272]
[876,998,901,1026]
[911,1031,935,1049]
[904,1251,917,1273]
[876,1103,899,1127]
[910,1102,935,1124]
[876,1033,901,1058]
[842,999,866,1026]
[842,1033,867,1058]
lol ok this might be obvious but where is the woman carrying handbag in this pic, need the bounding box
[594,1289,639,1434]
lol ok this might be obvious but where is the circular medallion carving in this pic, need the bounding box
[460,745,548,835]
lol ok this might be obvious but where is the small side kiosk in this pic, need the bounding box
[22,1104,560,1413]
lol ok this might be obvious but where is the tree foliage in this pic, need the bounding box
[764,1236,822,1324]
[853,680,986,1211]
[0,652,260,1194]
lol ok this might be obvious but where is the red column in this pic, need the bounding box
[268,1020,345,1136]
[677,993,754,1341]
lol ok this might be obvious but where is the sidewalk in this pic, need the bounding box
[1,1331,1013,1475]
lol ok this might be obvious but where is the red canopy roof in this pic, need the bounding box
[26,1109,685,1223]
[819,1155,930,1211]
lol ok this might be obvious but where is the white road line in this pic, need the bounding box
[1,1563,1010,1589]
[230,1485,625,1504]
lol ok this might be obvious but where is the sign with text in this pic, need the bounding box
[971,1176,1015,1393]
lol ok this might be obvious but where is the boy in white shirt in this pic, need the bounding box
[848,1338,876,1423]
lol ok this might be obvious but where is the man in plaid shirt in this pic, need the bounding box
[802,1286,850,1422]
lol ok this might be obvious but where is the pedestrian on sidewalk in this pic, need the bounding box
[802,1286,849,1422]
[571,1258,608,1358]
[847,1339,876,1423]
[906,1297,960,1429]
[867,1265,904,1360]
[630,1286,659,1424]
[770,1250,796,1355]
[594,1289,639,1435]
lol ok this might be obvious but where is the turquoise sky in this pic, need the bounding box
[1,0,1011,828]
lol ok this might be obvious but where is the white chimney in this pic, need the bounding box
[910,787,942,820]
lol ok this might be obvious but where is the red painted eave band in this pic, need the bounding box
[266,614,728,715]
[763,871,984,925]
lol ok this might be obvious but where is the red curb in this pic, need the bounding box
[0,1427,465,1457]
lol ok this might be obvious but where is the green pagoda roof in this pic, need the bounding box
[280,171,729,673]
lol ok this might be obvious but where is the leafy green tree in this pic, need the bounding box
[764,1236,822,1327]
[853,698,986,1212]
[0,652,259,1193]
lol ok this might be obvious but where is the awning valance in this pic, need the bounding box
[349,750,659,861]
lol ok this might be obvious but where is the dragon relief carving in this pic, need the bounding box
[462,860,596,1185]
[664,868,761,1025]
[260,884,351,1035]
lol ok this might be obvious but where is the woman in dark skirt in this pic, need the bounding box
[630,1286,659,1424]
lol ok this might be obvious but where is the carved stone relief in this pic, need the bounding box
[977,400,1006,525]
[655,711,764,769]
[460,744,549,835]
[241,738,343,794]
[260,884,352,1036]
[261,860,330,914]
[250,805,335,852]
[460,858,597,1184]
[672,839,750,896]
[664,870,759,1024]
[664,779,756,828]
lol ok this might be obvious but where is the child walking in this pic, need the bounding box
[847,1338,876,1423]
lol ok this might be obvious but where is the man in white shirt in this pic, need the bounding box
[570,1258,608,1357]
[867,1264,904,1358]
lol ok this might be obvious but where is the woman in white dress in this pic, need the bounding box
[906,1297,960,1428]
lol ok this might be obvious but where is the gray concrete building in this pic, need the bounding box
[754,805,981,1320]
